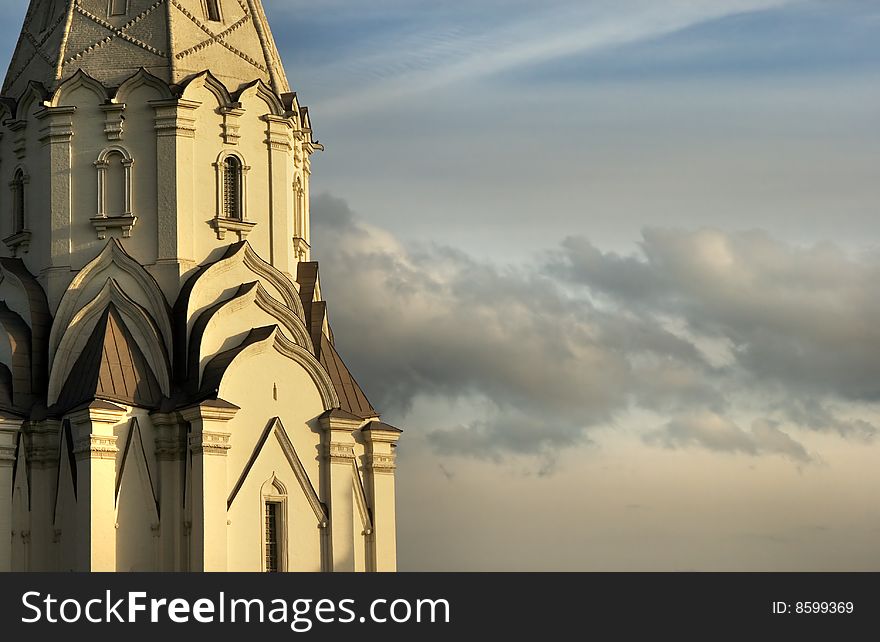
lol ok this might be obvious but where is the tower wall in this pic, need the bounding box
[0,0,400,574]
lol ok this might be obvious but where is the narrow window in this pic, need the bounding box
[223,156,242,219]
[206,0,222,22]
[109,0,128,16]
[105,151,126,216]
[265,502,281,573]
[12,170,25,233]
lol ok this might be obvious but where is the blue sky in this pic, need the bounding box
[4,0,880,570]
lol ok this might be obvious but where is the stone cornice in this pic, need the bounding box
[179,399,240,423]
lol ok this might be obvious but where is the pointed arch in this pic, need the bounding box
[180,241,302,321]
[187,281,312,388]
[236,79,285,116]
[0,259,51,394]
[13,81,50,120]
[228,416,327,527]
[48,280,170,406]
[116,417,158,514]
[200,326,338,411]
[49,70,109,107]
[50,239,172,368]
[0,302,33,408]
[115,416,160,571]
[114,68,174,103]
[179,71,233,109]
[0,98,14,123]
[174,241,305,378]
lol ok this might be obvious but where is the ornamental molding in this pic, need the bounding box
[73,435,119,461]
[189,430,231,456]
[367,453,397,473]
[0,445,17,465]
[327,442,356,463]
[210,216,256,242]
[67,1,169,64]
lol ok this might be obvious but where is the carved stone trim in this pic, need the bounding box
[0,445,16,466]
[327,442,356,463]
[220,106,245,144]
[189,431,231,456]
[209,216,256,241]
[153,413,186,461]
[35,106,76,145]
[367,453,397,474]
[100,103,127,140]
[90,215,138,240]
[155,435,186,460]
[3,230,31,256]
[151,98,200,138]
[74,435,119,460]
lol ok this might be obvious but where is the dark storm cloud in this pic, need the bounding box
[312,194,876,460]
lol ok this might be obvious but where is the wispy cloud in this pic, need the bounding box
[271,0,802,116]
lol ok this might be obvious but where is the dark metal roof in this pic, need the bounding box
[55,305,163,412]
[363,421,403,434]
[320,334,378,420]
[297,261,378,420]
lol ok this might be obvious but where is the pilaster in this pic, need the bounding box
[34,106,75,306]
[180,399,239,572]
[22,419,62,571]
[151,98,200,300]
[264,115,295,274]
[362,422,402,572]
[0,414,24,572]
[68,401,126,572]
[319,409,364,572]
[152,411,187,571]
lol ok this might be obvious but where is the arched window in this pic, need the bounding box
[11,169,26,234]
[206,0,222,22]
[212,152,253,240]
[92,147,136,239]
[223,156,242,220]
[261,476,288,573]
[105,151,127,216]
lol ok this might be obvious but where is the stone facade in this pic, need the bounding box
[0,0,401,572]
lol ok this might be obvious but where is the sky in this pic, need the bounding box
[4,0,880,571]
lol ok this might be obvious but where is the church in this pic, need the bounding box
[0,0,401,572]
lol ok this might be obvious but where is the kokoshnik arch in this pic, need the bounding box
[0,0,401,572]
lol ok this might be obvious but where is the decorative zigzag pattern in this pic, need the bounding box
[170,0,268,73]
[66,0,169,64]
[5,10,68,89]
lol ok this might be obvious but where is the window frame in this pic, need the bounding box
[222,155,243,220]
[260,476,288,573]
[212,151,255,240]
[205,0,223,22]
[109,0,129,17]
[11,168,27,234]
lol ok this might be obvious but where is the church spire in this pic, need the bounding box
[3,0,291,98]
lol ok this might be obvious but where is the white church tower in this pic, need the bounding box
[0,0,401,572]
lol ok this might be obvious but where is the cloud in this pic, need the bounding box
[312,194,879,463]
[272,0,801,116]
[645,413,811,462]
[550,228,880,403]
